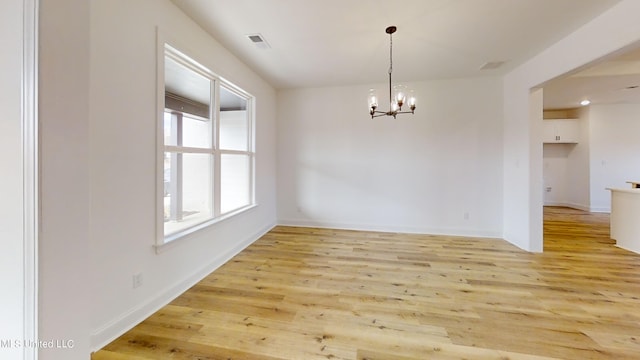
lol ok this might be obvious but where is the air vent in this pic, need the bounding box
[479,61,505,70]
[246,33,271,49]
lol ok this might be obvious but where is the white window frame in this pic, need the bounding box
[156,40,255,249]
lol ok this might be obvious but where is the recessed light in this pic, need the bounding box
[580,99,591,106]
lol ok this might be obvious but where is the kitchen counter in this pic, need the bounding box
[607,187,640,254]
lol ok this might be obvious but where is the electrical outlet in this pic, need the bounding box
[463,212,470,220]
[132,273,143,289]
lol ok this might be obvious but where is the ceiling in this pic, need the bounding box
[542,45,640,109]
[170,0,640,109]
[171,0,621,89]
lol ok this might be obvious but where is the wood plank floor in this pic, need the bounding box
[93,207,640,359]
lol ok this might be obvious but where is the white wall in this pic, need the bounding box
[38,0,278,357]
[566,107,591,210]
[33,1,640,357]
[543,144,570,205]
[503,0,640,251]
[277,78,503,237]
[0,0,25,358]
[541,104,640,213]
[589,104,640,211]
[39,0,91,359]
[542,110,591,210]
[88,0,277,351]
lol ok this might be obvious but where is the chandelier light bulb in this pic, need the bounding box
[394,85,406,109]
[408,90,416,110]
[368,89,378,108]
[368,89,378,116]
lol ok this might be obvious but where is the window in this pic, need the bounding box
[159,44,254,244]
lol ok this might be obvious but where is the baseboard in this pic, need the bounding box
[544,202,610,213]
[90,222,276,352]
[544,202,565,207]
[277,218,502,239]
[565,202,591,212]
[544,202,591,212]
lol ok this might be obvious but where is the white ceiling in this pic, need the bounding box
[170,0,639,109]
[542,45,640,109]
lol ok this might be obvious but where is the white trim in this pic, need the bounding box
[22,1,38,359]
[543,202,610,213]
[156,32,257,247]
[277,219,503,239]
[563,203,590,212]
[155,27,166,251]
[164,145,214,154]
[165,43,215,80]
[219,148,253,156]
[213,74,221,217]
[543,202,591,212]
[90,222,275,352]
[159,204,258,251]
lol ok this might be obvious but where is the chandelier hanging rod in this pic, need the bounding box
[368,26,416,119]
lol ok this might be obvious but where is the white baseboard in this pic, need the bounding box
[544,202,566,207]
[277,218,502,239]
[543,202,610,213]
[90,222,275,352]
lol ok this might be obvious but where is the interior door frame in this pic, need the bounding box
[23,0,39,359]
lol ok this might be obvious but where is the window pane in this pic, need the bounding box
[164,54,213,149]
[182,114,211,148]
[164,111,211,148]
[164,152,213,236]
[220,86,248,151]
[220,110,249,151]
[164,111,176,146]
[220,154,251,214]
[164,56,211,110]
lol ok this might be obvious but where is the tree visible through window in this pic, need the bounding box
[160,45,254,244]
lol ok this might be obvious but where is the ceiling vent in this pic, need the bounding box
[246,33,271,49]
[479,61,505,70]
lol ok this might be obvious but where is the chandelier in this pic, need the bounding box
[368,26,416,119]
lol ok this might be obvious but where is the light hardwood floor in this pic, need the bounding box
[93,207,640,359]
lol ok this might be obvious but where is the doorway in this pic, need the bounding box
[541,42,640,250]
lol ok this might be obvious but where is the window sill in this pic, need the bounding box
[155,203,258,254]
